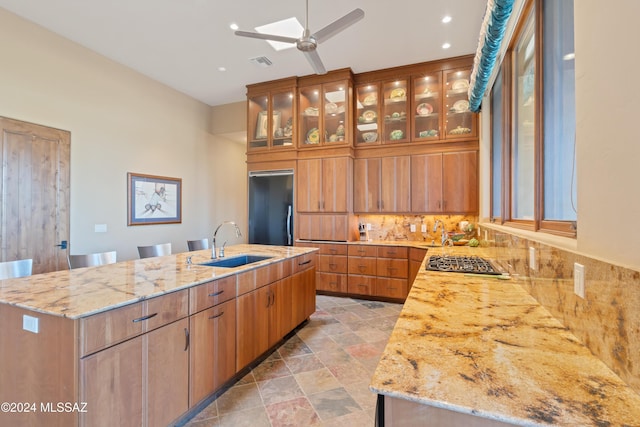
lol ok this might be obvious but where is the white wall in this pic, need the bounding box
[479,1,640,271]
[0,8,246,261]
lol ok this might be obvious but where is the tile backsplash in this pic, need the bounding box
[357,214,478,243]
[483,226,640,395]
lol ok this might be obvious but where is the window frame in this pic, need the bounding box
[491,0,577,238]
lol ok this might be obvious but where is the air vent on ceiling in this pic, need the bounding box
[249,56,273,67]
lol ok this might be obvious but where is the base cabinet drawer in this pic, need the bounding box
[376,278,408,299]
[377,258,409,279]
[317,272,348,293]
[318,254,348,273]
[348,257,377,275]
[348,274,376,295]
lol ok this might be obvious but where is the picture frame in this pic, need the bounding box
[255,110,281,140]
[127,172,182,226]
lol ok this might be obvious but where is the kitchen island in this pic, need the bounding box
[370,245,640,426]
[0,244,317,427]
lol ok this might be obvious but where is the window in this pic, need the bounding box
[490,68,504,221]
[490,0,576,237]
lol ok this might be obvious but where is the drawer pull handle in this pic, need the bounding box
[329,249,337,254]
[298,260,311,266]
[329,263,337,270]
[208,311,224,320]
[132,313,158,323]
[208,290,224,297]
[184,327,190,351]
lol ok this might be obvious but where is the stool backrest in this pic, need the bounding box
[0,259,33,280]
[69,251,117,269]
[187,238,209,251]
[138,243,172,259]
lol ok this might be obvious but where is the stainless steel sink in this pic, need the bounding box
[198,254,273,268]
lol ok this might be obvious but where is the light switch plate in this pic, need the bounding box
[410,224,416,232]
[366,223,372,231]
[574,263,585,298]
[23,315,39,333]
[95,224,107,233]
[529,247,537,271]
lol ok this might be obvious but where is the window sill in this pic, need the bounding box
[479,221,578,253]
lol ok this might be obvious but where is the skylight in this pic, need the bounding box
[255,17,303,51]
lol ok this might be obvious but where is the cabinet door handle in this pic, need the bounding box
[184,327,190,351]
[329,249,337,254]
[329,263,337,270]
[298,260,311,266]
[358,265,367,272]
[208,311,225,320]
[208,290,224,297]
[132,313,158,323]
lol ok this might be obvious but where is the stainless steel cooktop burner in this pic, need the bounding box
[426,255,502,275]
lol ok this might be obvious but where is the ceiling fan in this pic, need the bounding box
[234,0,365,75]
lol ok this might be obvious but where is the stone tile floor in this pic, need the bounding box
[182,295,403,427]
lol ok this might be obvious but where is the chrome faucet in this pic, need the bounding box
[212,221,242,259]
[433,220,447,246]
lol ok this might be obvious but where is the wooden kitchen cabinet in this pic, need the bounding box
[298,72,352,147]
[412,71,442,141]
[347,245,377,296]
[297,156,352,212]
[236,284,271,370]
[79,290,190,427]
[246,77,297,151]
[411,150,478,213]
[80,317,189,427]
[443,68,477,140]
[376,246,409,299]
[189,299,236,407]
[353,156,410,213]
[297,213,353,241]
[291,253,317,327]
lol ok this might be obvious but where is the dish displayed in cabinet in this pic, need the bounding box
[416,103,433,116]
[390,88,406,100]
[361,132,378,143]
[306,128,320,144]
[449,126,471,135]
[304,107,319,116]
[360,110,377,123]
[418,129,438,138]
[452,100,470,113]
[363,94,377,106]
[451,79,470,91]
[389,129,404,140]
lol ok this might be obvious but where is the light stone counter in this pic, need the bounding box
[0,244,316,319]
[370,245,640,426]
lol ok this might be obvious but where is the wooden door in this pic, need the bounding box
[189,300,236,406]
[79,336,144,427]
[381,156,411,212]
[147,318,189,427]
[0,117,70,273]
[236,286,269,370]
[296,158,322,212]
[353,158,381,212]
[443,151,478,213]
[411,153,444,212]
[322,157,350,212]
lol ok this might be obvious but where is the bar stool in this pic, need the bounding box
[0,259,33,280]
[68,251,117,269]
[187,238,209,251]
[137,243,172,259]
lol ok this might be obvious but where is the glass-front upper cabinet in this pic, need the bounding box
[382,79,409,143]
[412,72,441,141]
[299,80,350,147]
[355,83,380,145]
[246,79,296,151]
[444,68,476,139]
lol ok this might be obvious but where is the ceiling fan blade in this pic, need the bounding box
[303,49,327,75]
[234,30,298,45]
[312,8,365,44]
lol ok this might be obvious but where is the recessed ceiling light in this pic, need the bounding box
[442,42,451,49]
[229,23,239,31]
[255,17,303,51]
[218,67,227,72]
[442,16,452,24]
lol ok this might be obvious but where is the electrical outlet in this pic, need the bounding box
[421,224,427,233]
[529,247,537,271]
[574,263,585,298]
[410,224,416,232]
[23,315,39,334]
[366,223,372,231]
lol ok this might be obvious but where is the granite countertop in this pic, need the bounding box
[0,244,316,319]
[370,245,640,426]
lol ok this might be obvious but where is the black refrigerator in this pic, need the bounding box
[248,170,294,246]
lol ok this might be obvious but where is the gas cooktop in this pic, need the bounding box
[426,255,502,275]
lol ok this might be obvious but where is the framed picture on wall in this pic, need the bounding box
[127,172,182,225]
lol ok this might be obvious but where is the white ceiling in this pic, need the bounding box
[0,0,487,107]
